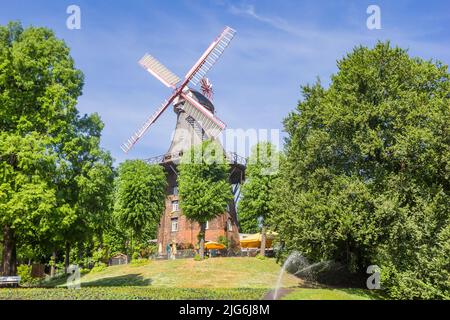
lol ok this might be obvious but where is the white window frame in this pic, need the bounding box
[172,200,179,212]
[205,221,209,230]
[227,219,233,232]
[171,218,178,232]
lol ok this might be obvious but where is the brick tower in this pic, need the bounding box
[145,90,245,255]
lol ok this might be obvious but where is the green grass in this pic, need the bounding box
[0,257,384,300]
[281,288,384,300]
[0,287,266,300]
[48,257,300,289]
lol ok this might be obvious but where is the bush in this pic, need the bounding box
[90,263,107,273]
[255,254,267,260]
[130,259,150,267]
[0,287,267,300]
[132,252,140,261]
[17,265,37,287]
[217,236,229,248]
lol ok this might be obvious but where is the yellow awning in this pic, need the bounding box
[239,232,277,248]
[204,241,226,250]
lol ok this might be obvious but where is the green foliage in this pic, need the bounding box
[0,287,267,300]
[238,142,279,233]
[130,259,150,267]
[255,254,268,261]
[114,160,167,239]
[193,254,202,261]
[90,263,107,273]
[178,140,233,224]
[217,235,229,248]
[0,21,114,275]
[271,42,450,299]
[17,265,36,287]
[178,140,233,259]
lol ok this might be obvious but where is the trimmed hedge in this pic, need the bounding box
[0,287,267,300]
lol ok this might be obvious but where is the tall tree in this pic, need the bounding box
[178,140,233,259]
[271,42,450,299]
[0,22,84,275]
[0,133,57,275]
[114,160,167,257]
[238,142,279,256]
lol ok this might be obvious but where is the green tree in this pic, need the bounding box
[114,160,167,257]
[178,140,233,259]
[0,22,84,275]
[238,142,279,256]
[271,42,450,299]
[57,113,115,271]
[0,133,57,275]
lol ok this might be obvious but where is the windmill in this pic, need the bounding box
[122,26,245,255]
[120,26,236,154]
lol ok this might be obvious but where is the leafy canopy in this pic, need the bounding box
[238,142,279,233]
[178,140,233,224]
[114,160,167,237]
[271,42,450,299]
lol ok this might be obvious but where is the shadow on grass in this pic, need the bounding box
[82,274,152,287]
[338,288,386,300]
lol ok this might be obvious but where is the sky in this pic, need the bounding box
[1,0,449,165]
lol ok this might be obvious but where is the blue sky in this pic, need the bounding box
[1,0,449,165]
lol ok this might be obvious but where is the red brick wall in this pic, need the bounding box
[156,165,241,254]
[157,194,240,253]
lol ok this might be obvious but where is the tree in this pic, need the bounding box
[0,22,84,275]
[114,160,167,257]
[271,42,450,299]
[57,113,115,272]
[178,140,233,259]
[0,133,57,275]
[238,142,279,256]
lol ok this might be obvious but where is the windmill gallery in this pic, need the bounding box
[121,27,246,255]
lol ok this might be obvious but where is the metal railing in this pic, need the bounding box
[144,151,246,166]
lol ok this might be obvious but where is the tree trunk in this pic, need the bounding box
[260,226,267,257]
[130,231,134,261]
[1,225,17,276]
[64,242,70,273]
[50,251,56,277]
[199,223,206,259]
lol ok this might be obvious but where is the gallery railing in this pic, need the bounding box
[144,151,246,166]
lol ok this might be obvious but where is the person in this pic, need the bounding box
[171,242,177,260]
[166,243,171,260]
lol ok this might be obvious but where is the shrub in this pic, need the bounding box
[90,263,107,273]
[0,287,267,300]
[17,265,37,287]
[255,254,267,261]
[194,254,202,261]
[130,259,150,267]
[217,236,229,248]
[132,252,140,261]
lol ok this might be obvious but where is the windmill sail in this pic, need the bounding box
[139,54,181,88]
[121,26,235,154]
[185,26,236,87]
[181,92,226,138]
[120,97,174,153]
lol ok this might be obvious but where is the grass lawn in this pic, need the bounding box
[0,257,384,300]
[44,257,300,289]
[281,288,383,300]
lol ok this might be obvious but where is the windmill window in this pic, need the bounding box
[172,200,179,212]
[171,218,178,232]
[227,219,233,232]
[173,186,178,196]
